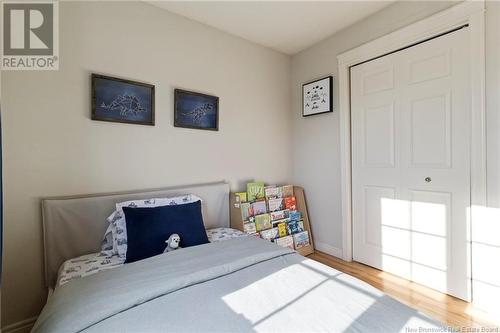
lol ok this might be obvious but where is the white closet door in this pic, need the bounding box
[351,28,471,300]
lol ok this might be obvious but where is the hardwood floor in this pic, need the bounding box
[309,251,500,329]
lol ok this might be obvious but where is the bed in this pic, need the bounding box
[32,181,445,332]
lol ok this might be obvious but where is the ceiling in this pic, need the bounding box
[147,1,395,55]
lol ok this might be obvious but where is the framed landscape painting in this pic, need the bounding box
[174,89,219,131]
[92,74,155,125]
[302,76,333,117]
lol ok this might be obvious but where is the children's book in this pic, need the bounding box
[281,185,294,198]
[247,182,265,202]
[265,186,281,198]
[289,210,301,221]
[267,198,284,212]
[271,218,289,228]
[277,222,288,237]
[254,213,271,231]
[235,192,247,203]
[287,220,304,235]
[284,196,297,210]
[243,222,257,234]
[276,235,294,250]
[240,202,253,221]
[251,200,267,215]
[260,227,279,241]
[292,231,310,249]
[270,209,289,221]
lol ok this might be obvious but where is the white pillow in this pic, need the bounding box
[101,194,202,258]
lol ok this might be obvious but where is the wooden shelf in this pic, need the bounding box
[230,185,314,256]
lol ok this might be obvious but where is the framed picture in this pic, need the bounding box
[302,76,333,117]
[174,89,219,131]
[91,74,155,125]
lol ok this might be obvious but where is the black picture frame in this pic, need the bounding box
[91,73,155,126]
[302,76,333,117]
[174,89,219,131]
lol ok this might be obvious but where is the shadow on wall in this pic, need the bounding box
[470,205,500,315]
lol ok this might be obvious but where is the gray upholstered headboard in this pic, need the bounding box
[41,181,230,288]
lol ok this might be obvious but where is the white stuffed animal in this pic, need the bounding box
[163,234,181,253]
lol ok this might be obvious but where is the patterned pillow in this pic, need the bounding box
[57,252,124,287]
[100,194,202,258]
[206,228,247,242]
[100,231,115,256]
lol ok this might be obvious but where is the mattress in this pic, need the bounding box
[56,227,246,287]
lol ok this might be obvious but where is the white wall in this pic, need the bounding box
[1,1,292,327]
[472,0,500,315]
[290,1,456,256]
[291,0,500,315]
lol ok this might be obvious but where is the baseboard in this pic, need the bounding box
[2,317,37,333]
[314,241,343,258]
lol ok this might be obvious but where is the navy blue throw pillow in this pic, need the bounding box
[123,200,209,263]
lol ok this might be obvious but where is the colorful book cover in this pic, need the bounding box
[270,209,289,221]
[254,213,271,232]
[292,231,310,249]
[235,192,247,203]
[272,218,290,228]
[284,196,297,210]
[287,220,304,235]
[277,222,288,237]
[281,185,294,198]
[289,210,301,221]
[252,200,267,215]
[247,181,265,202]
[260,227,279,241]
[276,235,294,250]
[267,198,284,212]
[243,222,257,234]
[240,202,253,221]
[265,186,281,198]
